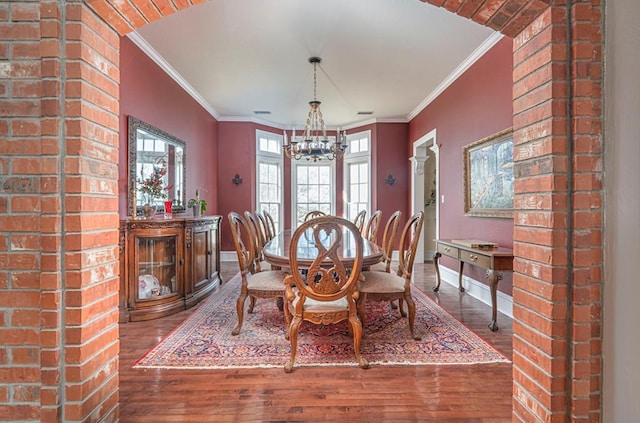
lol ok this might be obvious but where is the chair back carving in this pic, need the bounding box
[262,210,277,240]
[303,210,326,221]
[289,216,363,303]
[363,210,382,243]
[228,211,255,277]
[396,211,425,280]
[256,211,272,241]
[353,210,367,232]
[244,211,266,272]
[380,210,402,272]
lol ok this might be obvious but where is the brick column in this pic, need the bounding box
[511,1,603,421]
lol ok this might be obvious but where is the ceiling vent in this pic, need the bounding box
[357,111,374,115]
[253,111,271,115]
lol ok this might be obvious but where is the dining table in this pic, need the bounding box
[263,229,384,270]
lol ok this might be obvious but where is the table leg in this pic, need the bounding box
[458,261,465,292]
[433,252,441,292]
[486,270,502,331]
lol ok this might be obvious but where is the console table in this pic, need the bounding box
[433,239,514,331]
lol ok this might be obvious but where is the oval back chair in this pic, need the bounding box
[352,210,367,233]
[363,210,382,243]
[283,215,370,372]
[228,211,289,336]
[358,211,424,340]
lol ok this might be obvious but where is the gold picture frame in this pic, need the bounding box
[463,128,514,218]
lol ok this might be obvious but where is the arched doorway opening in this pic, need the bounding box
[14,0,602,421]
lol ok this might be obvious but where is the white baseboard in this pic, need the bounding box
[438,265,513,319]
[221,251,237,262]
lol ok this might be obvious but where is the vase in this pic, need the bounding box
[141,203,157,219]
[164,200,173,218]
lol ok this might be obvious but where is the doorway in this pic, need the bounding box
[410,129,438,264]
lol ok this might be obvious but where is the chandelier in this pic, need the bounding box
[283,57,347,162]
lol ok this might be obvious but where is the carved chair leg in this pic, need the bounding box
[248,296,256,314]
[405,294,421,341]
[284,316,302,373]
[231,292,248,336]
[349,315,370,370]
[398,298,406,317]
[356,294,367,337]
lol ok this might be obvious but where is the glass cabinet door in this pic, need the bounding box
[136,235,178,300]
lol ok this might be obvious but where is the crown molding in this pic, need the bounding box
[407,32,504,121]
[127,31,221,120]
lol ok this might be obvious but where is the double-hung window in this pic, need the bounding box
[343,130,371,222]
[291,160,335,228]
[256,130,283,234]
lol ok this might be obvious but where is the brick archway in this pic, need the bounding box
[1,0,603,421]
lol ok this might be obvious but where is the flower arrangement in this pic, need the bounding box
[137,160,172,203]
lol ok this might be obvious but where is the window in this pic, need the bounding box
[344,131,371,222]
[256,130,283,233]
[292,161,334,228]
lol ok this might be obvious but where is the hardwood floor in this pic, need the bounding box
[118,261,513,422]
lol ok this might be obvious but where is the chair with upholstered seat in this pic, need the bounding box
[363,210,382,243]
[358,211,424,340]
[352,210,367,233]
[283,215,369,373]
[228,211,289,336]
[368,210,401,273]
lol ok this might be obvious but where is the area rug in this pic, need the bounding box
[133,273,510,369]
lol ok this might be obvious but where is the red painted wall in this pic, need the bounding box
[409,37,514,294]
[119,36,218,218]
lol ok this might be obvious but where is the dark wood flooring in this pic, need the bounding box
[118,261,513,422]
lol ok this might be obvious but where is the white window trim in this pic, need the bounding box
[343,130,372,220]
[256,130,284,233]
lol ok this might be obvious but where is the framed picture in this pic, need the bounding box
[463,128,514,218]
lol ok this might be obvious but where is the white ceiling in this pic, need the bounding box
[132,0,499,130]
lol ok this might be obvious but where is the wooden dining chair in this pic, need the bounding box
[283,215,369,373]
[353,210,367,233]
[368,210,402,273]
[256,211,273,242]
[303,210,326,221]
[358,211,424,340]
[262,210,277,240]
[228,211,289,336]
[363,210,382,243]
[244,211,270,272]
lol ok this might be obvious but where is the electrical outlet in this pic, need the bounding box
[441,195,445,203]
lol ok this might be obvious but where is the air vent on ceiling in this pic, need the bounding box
[253,111,271,115]
[357,111,374,115]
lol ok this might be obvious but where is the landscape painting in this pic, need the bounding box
[463,128,514,218]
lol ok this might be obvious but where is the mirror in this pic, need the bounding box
[128,116,186,216]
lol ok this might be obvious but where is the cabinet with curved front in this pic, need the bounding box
[119,216,222,322]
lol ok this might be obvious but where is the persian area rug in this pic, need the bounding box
[133,273,510,369]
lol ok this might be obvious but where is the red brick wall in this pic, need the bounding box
[511,2,603,421]
[0,0,604,422]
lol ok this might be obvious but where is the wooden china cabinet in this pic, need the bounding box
[119,216,222,322]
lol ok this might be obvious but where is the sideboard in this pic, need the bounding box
[119,216,222,322]
[433,239,514,331]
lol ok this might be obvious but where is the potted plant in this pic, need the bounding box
[187,189,207,217]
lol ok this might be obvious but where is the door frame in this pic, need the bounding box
[410,129,438,264]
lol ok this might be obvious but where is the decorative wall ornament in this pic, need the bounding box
[232,174,243,185]
[385,174,396,186]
